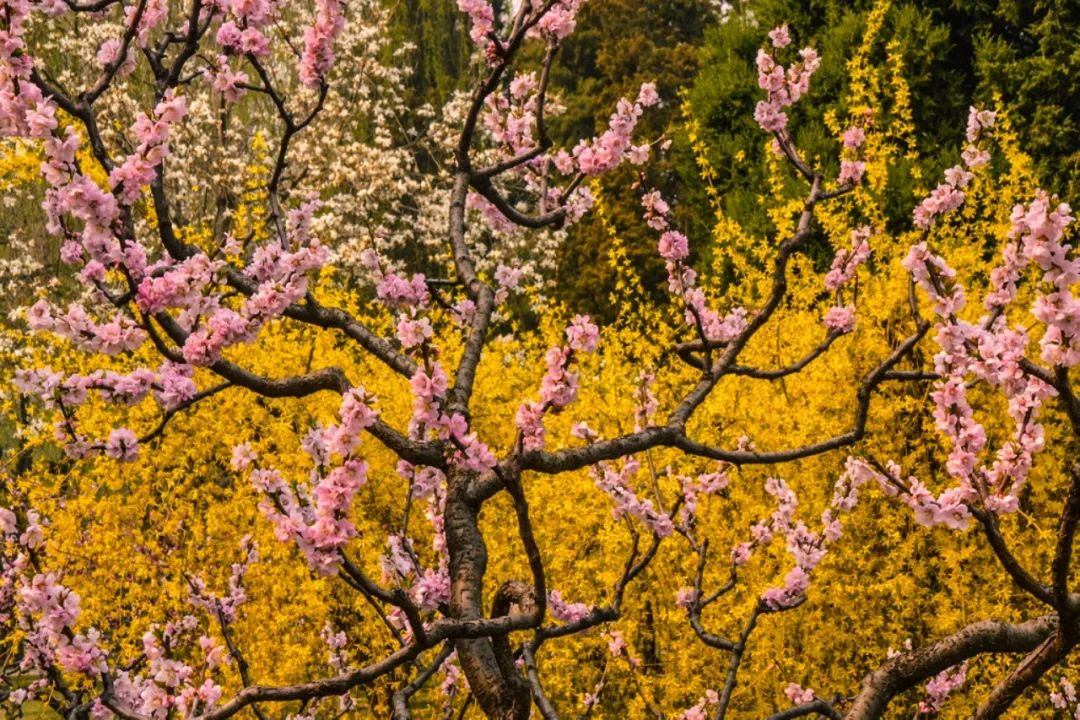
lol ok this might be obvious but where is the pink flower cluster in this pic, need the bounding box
[179,210,328,366]
[572,84,659,176]
[912,165,972,230]
[516,315,599,451]
[821,226,872,334]
[15,361,199,460]
[299,0,345,88]
[784,683,816,705]
[548,589,590,623]
[962,106,996,168]
[3,506,233,717]
[467,192,522,235]
[126,0,168,47]
[187,536,258,623]
[755,479,816,610]
[678,466,729,522]
[0,0,53,138]
[529,0,585,42]
[457,0,494,48]
[27,301,147,356]
[470,71,652,235]
[590,457,673,538]
[897,170,1077,524]
[380,534,450,615]
[647,190,749,345]
[903,243,966,316]
[493,263,524,305]
[727,473,864,611]
[210,55,250,102]
[388,462,451,621]
[215,0,280,58]
[97,38,136,77]
[837,123,867,186]
[361,249,430,309]
[917,662,967,715]
[16,571,107,676]
[15,25,332,451]
[680,690,720,720]
[824,226,872,291]
[409,359,497,473]
[842,456,971,530]
[241,389,377,575]
[135,254,224,315]
[754,27,821,133]
[110,90,188,204]
[101,621,224,718]
[910,107,994,229]
[1050,677,1080,718]
[1002,192,1078,366]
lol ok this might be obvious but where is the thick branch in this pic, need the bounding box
[845,615,1058,720]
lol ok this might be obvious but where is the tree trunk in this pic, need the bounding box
[445,474,531,719]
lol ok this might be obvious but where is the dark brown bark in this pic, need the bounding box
[445,476,530,720]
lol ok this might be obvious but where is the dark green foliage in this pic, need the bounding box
[682,0,1078,234]
[386,0,473,109]
[547,0,717,320]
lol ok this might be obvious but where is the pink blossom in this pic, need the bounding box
[231,443,257,471]
[457,0,494,47]
[761,565,809,610]
[674,587,697,610]
[238,27,269,57]
[965,106,996,143]
[753,37,820,133]
[637,82,660,107]
[838,159,865,185]
[548,590,590,623]
[658,230,689,262]
[516,401,546,451]
[962,145,990,169]
[823,305,856,333]
[784,683,815,704]
[918,662,967,714]
[842,126,865,149]
[754,100,787,132]
[566,314,599,353]
[105,428,139,461]
[531,0,584,41]
[396,316,433,350]
[824,226,872,291]
[211,57,249,102]
[768,24,791,48]
[299,0,345,88]
[216,20,243,49]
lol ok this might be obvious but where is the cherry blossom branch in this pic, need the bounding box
[1052,463,1080,616]
[515,325,927,479]
[136,381,234,445]
[475,40,559,180]
[713,602,766,719]
[29,69,116,171]
[81,0,149,105]
[971,630,1072,719]
[845,615,1059,719]
[969,507,1055,607]
[520,642,560,720]
[391,643,455,720]
[718,329,842,378]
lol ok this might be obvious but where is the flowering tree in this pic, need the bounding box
[1,1,1078,719]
